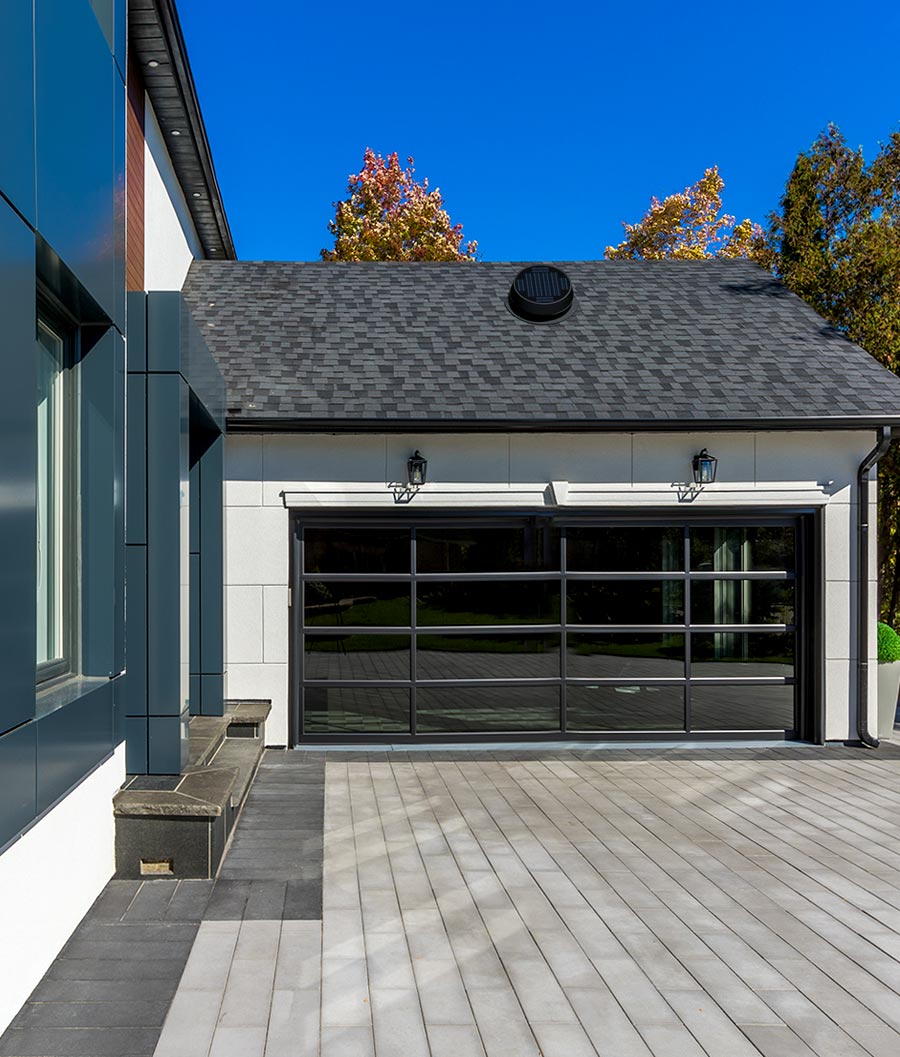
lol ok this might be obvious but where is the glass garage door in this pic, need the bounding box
[292,517,802,740]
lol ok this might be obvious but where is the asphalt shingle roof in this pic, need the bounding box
[181,259,900,428]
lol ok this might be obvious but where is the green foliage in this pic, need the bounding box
[877,621,900,662]
[764,124,900,624]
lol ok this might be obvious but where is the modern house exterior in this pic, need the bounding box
[181,260,900,749]
[0,0,233,1032]
[4,0,900,1043]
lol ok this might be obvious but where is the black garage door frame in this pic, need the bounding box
[288,508,822,745]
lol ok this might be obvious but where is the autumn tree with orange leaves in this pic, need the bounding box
[604,167,765,261]
[321,149,478,262]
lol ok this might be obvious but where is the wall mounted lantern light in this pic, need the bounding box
[692,448,718,484]
[407,450,427,486]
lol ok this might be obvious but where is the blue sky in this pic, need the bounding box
[179,1,900,263]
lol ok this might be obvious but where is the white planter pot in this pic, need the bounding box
[877,661,900,738]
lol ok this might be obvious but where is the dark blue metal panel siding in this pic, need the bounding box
[81,329,122,678]
[0,1,36,224]
[127,291,147,373]
[35,0,118,321]
[146,291,183,374]
[148,714,188,776]
[125,545,148,721]
[0,724,37,851]
[89,0,125,78]
[35,681,114,814]
[146,373,190,719]
[126,375,148,546]
[0,199,37,736]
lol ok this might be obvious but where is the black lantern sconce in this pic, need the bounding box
[692,448,718,485]
[407,450,427,487]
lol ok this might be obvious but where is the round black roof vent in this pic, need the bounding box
[508,265,573,322]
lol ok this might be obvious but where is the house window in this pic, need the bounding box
[36,314,77,682]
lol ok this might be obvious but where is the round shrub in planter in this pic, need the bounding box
[877,622,900,738]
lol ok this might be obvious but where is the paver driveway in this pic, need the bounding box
[160,747,900,1057]
[8,745,900,1057]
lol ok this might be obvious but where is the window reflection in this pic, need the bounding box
[691,581,794,625]
[417,523,559,573]
[691,527,793,572]
[567,527,683,572]
[417,581,560,626]
[417,634,560,679]
[304,582,410,626]
[567,581,684,626]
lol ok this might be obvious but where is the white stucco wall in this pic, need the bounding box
[223,430,879,747]
[0,745,125,1035]
[143,97,202,291]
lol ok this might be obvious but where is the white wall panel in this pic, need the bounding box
[263,585,289,664]
[225,506,289,586]
[756,431,874,487]
[0,746,125,1035]
[143,99,202,291]
[225,436,263,506]
[509,433,632,484]
[225,585,263,664]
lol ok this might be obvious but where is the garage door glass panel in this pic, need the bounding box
[417,524,560,572]
[416,686,559,733]
[304,582,411,627]
[567,527,683,571]
[691,581,794,625]
[296,517,803,740]
[567,581,685,626]
[567,633,685,678]
[304,686,410,734]
[567,685,685,731]
[416,581,561,626]
[417,634,561,680]
[691,684,795,731]
[304,634,410,680]
[691,527,794,572]
[304,527,410,573]
[691,633,794,678]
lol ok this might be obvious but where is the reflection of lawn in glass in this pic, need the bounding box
[417,635,558,654]
[569,642,684,660]
[305,596,410,627]
[416,605,560,627]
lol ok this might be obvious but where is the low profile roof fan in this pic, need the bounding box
[508,265,574,322]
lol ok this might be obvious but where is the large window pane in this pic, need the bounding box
[692,633,793,678]
[304,687,409,734]
[417,685,559,732]
[417,581,560,626]
[304,581,410,627]
[691,527,794,572]
[304,527,409,574]
[417,634,560,680]
[691,684,795,731]
[304,634,410,680]
[36,321,65,669]
[567,634,685,678]
[691,581,794,625]
[567,581,684,626]
[567,527,683,572]
[567,685,685,731]
[417,523,560,573]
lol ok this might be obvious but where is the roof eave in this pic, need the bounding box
[129,0,236,260]
[224,415,900,434]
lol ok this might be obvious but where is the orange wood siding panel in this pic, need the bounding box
[126,53,145,291]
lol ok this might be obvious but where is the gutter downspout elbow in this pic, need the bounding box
[857,426,892,748]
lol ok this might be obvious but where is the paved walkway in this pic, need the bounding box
[8,744,900,1056]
